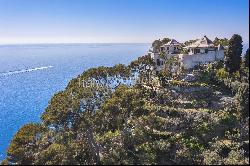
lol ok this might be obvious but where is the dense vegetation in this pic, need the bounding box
[213,37,229,46]
[2,34,249,165]
[151,37,171,52]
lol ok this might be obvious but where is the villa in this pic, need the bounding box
[160,39,182,55]
[150,35,225,71]
[149,39,182,72]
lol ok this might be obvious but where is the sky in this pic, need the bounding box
[0,0,249,44]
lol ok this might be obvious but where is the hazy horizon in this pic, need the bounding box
[0,41,249,46]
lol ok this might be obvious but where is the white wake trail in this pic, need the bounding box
[0,66,53,77]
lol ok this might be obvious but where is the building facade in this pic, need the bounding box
[160,39,182,55]
[150,39,182,71]
[180,36,224,69]
[150,36,224,71]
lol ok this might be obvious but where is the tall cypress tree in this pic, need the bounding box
[244,48,249,68]
[225,34,243,73]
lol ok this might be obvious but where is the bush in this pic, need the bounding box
[216,68,229,80]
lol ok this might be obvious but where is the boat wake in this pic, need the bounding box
[0,66,53,77]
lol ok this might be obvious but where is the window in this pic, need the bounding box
[205,49,208,53]
[174,47,176,50]
[157,59,160,66]
[194,49,200,54]
[167,47,169,50]
[161,61,164,65]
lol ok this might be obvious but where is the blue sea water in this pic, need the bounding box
[0,43,150,160]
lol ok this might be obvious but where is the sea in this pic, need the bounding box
[0,43,151,160]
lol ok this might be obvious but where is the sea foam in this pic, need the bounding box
[0,66,53,77]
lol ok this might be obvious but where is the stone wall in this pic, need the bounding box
[179,50,224,69]
[170,85,209,93]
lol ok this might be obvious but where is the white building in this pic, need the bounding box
[150,36,224,71]
[160,39,182,55]
[180,35,224,69]
[150,39,182,71]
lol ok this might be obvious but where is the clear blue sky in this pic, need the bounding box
[0,0,249,44]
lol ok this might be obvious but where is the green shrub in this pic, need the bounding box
[216,68,229,80]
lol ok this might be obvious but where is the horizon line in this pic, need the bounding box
[0,42,152,46]
[0,41,249,46]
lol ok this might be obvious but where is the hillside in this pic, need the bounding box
[2,38,249,165]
